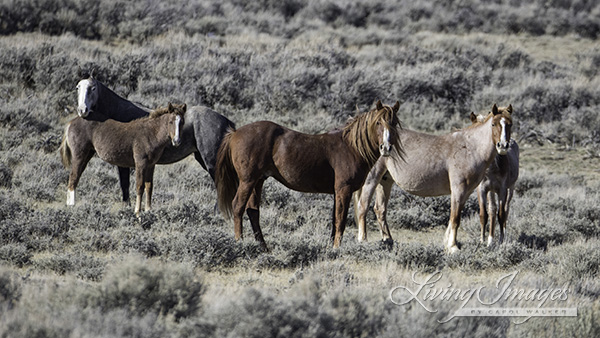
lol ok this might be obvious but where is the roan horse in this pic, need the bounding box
[74,74,235,204]
[216,101,401,249]
[354,104,513,253]
[471,112,519,246]
[60,103,186,217]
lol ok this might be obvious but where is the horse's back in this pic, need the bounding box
[230,121,338,193]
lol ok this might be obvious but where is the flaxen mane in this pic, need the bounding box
[342,104,401,166]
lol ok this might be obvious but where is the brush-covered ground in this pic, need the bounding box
[1,0,599,337]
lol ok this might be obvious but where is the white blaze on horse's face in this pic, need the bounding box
[77,79,97,118]
[172,115,182,147]
[379,125,392,157]
[496,117,510,155]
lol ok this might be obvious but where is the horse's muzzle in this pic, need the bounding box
[172,138,182,147]
[496,142,509,155]
[379,143,392,157]
[78,107,90,118]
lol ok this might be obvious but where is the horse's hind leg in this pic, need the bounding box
[117,167,131,204]
[232,180,257,241]
[374,174,394,243]
[193,152,211,179]
[246,179,267,250]
[477,186,488,243]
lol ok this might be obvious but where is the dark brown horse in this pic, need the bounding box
[215,100,401,249]
[60,103,186,217]
[471,112,520,246]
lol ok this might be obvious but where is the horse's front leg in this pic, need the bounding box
[134,163,145,218]
[374,174,394,243]
[445,190,466,254]
[477,186,488,243]
[246,179,267,250]
[67,150,94,206]
[143,165,155,212]
[354,159,388,242]
[117,166,131,204]
[497,188,512,244]
[332,186,353,248]
[486,191,498,246]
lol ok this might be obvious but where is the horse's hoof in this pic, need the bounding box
[382,237,394,245]
[448,245,460,254]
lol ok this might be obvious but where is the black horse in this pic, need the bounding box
[73,74,235,204]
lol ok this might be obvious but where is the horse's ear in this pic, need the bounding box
[182,103,187,112]
[470,112,477,123]
[90,68,96,79]
[393,101,400,112]
[492,104,499,115]
[507,104,513,114]
[168,102,174,111]
[376,100,383,110]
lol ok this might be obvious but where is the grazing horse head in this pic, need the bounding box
[344,100,401,165]
[490,104,513,155]
[76,76,99,118]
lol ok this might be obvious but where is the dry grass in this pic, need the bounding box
[1,0,600,336]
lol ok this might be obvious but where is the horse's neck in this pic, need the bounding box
[463,118,497,163]
[97,84,149,122]
[153,115,172,145]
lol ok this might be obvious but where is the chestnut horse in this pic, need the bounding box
[216,101,401,249]
[60,103,186,217]
[354,104,513,253]
[471,113,520,246]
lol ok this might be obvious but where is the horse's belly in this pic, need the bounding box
[157,142,195,164]
[96,149,135,168]
[273,170,335,194]
[397,177,450,197]
[386,158,450,197]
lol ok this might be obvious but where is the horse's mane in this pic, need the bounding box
[342,104,401,165]
[465,105,513,130]
[149,104,187,119]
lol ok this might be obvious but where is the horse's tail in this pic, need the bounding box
[215,128,238,220]
[59,123,72,168]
